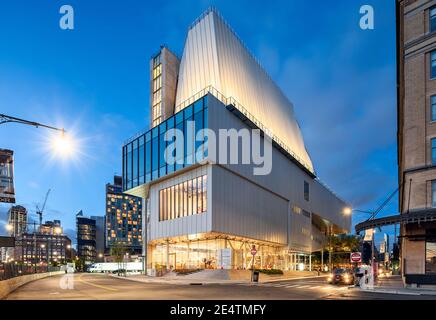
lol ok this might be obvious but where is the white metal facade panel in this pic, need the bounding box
[211,165,289,245]
[206,95,351,236]
[175,9,314,173]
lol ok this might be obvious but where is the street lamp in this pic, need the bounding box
[343,207,352,216]
[5,224,13,232]
[1,113,76,159]
[0,114,65,133]
[51,133,76,158]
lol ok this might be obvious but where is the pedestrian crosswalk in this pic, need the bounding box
[236,282,351,291]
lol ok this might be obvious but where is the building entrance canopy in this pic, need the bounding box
[355,209,436,234]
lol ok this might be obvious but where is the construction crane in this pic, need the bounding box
[36,189,51,226]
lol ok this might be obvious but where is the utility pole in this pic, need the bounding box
[328,225,333,272]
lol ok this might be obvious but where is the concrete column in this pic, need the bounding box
[166,240,170,270]
[242,243,246,270]
[141,197,147,274]
[187,241,190,269]
[309,254,312,271]
[321,249,324,271]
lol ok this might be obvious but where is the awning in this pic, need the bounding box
[355,208,436,234]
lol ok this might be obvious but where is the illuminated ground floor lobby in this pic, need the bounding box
[147,233,313,271]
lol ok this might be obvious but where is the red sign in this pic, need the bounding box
[251,246,257,256]
[350,252,362,263]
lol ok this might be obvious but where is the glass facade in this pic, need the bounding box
[76,217,96,264]
[150,238,285,270]
[123,95,208,191]
[159,175,207,222]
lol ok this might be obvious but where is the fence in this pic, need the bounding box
[0,262,61,281]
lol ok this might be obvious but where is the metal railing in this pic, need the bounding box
[0,262,61,281]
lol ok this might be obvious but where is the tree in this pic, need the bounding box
[110,241,128,276]
[323,234,362,268]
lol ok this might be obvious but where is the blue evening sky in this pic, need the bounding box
[0,0,397,247]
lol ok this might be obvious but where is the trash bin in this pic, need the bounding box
[252,271,260,282]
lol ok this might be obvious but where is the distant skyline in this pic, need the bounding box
[0,0,397,246]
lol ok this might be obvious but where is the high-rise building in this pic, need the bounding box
[91,215,105,261]
[122,8,350,271]
[17,231,72,265]
[76,211,96,265]
[105,176,142,252]
[7,205,27,237]
[397,0,436,285]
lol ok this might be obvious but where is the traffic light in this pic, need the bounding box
[362,241,372,264]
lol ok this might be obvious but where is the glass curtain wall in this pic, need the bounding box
[123,96,208,191]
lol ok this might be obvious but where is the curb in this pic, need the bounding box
[261,275,327,284]
[361,288,431,296]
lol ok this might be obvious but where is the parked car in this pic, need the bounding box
[327,268,354,285]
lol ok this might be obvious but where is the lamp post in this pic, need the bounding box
[0,114,65,134]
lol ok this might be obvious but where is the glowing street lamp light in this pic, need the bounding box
[54,227,62,235]
[343,207,352,216]
[5,224,13,232]
[51,132,76,158]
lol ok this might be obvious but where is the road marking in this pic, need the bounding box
[310,286,321,290]
[49,292,60,295]
[77,274,118,292]
[296,285,310,289]
[285,284,300,288]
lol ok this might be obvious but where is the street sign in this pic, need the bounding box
[251,246,257,256]
[350,252,362,263]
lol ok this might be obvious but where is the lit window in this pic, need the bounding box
[426,241,436,274]
[158,175,207,221]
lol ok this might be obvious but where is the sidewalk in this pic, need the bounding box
[360,274,436,296]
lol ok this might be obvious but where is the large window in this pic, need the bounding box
[431,51,436,79]
[432,138,436,165]
[432,181,436,208]
[123,96,208,191]
[304,181,310,201]
[426,241,436,274]
[431,7,436,33]
[152,53,163,127]
[432,96,436,122]
[159,175,208,222]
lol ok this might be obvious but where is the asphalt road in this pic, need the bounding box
[5,273,436,300]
